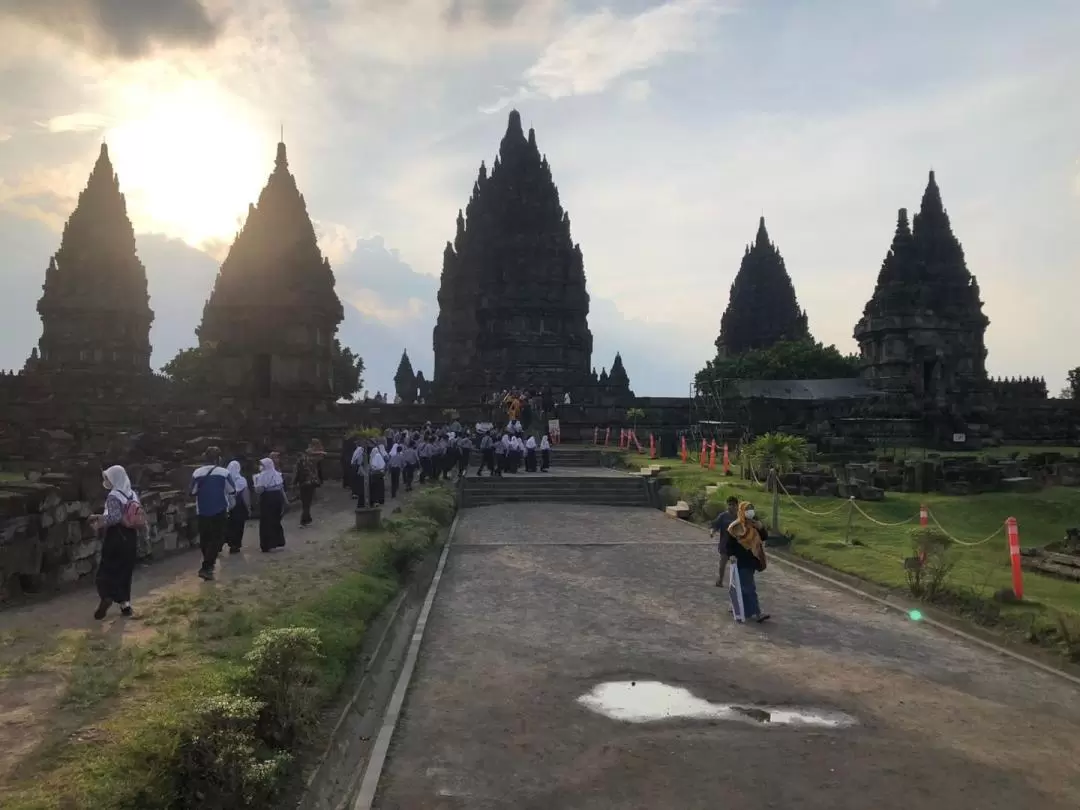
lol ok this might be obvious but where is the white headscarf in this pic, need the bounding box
[227,460,248,492]
[103,465,136,502]
[254,457,284,490]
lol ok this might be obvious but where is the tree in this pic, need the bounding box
[1061,368,1080,399]
[161,346,216,386]
[394,350,416,404]
[332,340,364,401]
[625,407,645,433]
[696,339,859,386]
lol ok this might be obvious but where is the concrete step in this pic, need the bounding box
[461,474,650,508]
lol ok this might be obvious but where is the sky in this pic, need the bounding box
[0,0,1078,397]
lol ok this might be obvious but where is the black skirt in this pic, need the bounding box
[96,523,137,603]
[259,489,286,552]
[226,499,249,550]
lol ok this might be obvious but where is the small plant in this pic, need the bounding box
[239,627,324,748]
[625,407,645,435]
[173,694,291,809]
[685,489,709,522]
[745,432,808,475]
[1054,612,1080,662]
[657,485,679,507]
[905,527,956,601]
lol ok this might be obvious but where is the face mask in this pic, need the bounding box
[745,509,756,519]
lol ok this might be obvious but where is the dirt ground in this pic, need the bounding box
[373,503,1080,810]
[0,485,381,785]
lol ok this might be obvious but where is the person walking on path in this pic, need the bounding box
[294,451,319,528]
[540,433,551,471]
[225,459,251,554]
[389,440,403,499]
[402,440,418,492]
[723,501,770,623]
[254,457,287,552]
[709,496,740,586]
[89,465,143,619]
[524,434,538,472]
[457,433,472,479]
[369,442,387,506]
[190,446,235,581]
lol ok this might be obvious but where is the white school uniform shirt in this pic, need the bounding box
[525,436,537,450]
[370,449,387,472]
[511,436,523,452]
[511,420,522,434]
[350,446,365,467]
[540,436,550,450]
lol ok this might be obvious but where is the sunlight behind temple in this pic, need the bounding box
[105,80,269,250]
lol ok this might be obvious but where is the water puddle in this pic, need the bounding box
[576,681,856,728]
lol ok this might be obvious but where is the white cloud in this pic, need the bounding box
[38,112,111,133]
[0,127,11,142]
[315,220,359,266]
[519,0,732,101]
[621,79,652,102]
[344,288,431,327]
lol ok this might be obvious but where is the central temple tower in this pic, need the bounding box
[432,110,593,400]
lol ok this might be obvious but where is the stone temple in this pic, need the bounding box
[198,142,344,404]
[433,110,594,400]
[30,144,154,376]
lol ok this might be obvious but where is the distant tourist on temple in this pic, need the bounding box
[293,451,320,529]
[540,433,551,471]
[456,433,472,478]
[402,439,418,491]
[89,465,143,619]
[225,459,251,554]
[254,457,287,553]
[190,446,235,581]
[524,434,538,471]
[369,442,387,506]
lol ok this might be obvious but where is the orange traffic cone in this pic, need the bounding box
[680,436,688,464]
[722,443,731,475]
[709,440,717,470]
[649,433,656,459]
[700,440,707,467]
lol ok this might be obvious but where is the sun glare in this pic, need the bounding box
[106,80,270,250]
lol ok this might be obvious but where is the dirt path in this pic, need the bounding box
[0,485,400,784]
[373,503,1080,810]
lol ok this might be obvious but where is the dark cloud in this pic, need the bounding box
[443,0,528,28]
[2,0,222,59]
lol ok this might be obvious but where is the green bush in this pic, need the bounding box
[658,486,679,507]
[239,628,323,748]
[172,694,290,810]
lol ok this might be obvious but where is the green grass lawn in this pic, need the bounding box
[628,452,1080,655]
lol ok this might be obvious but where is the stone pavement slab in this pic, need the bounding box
[372,504,1080,809]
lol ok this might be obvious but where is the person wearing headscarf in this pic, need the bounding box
[524,434,538,472]
[89,465,141,619]
[225,459,251,554]
[388,440,403,499]
[350,441,366,504]
[478,430,495,477]
[253,458,286,552]
[369,442,387,506]
[341,433,357,491]
[540,433,551,472]
[724,501,770,623]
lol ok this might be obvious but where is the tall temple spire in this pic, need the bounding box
[198,141,343,400]
[854,171,989,395]
[713,217,810,357]
[32,142,154,373]
[432,109,593,399]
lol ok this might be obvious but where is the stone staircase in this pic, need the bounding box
[550,444,610,468]
[461,472,651,508]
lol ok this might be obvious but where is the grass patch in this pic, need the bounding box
[629,452,1080,658]
[0,485,458,810]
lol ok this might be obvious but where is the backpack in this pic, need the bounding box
[120,496,147,529]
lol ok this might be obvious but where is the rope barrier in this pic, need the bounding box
[927,509,1005,547]
[775,477,850,517]
[848,499,917,527]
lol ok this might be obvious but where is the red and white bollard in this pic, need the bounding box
[1007,516,1023,600]
[919,504,928,526]
[604,427,610,446]
[593,427,599,445]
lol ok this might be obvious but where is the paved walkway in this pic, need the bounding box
[373,503,1080,809]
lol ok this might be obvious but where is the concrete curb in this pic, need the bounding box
[349,512,462,809]
[680,518,1080,688]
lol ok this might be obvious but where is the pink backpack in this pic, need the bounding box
[119,496,147,529]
